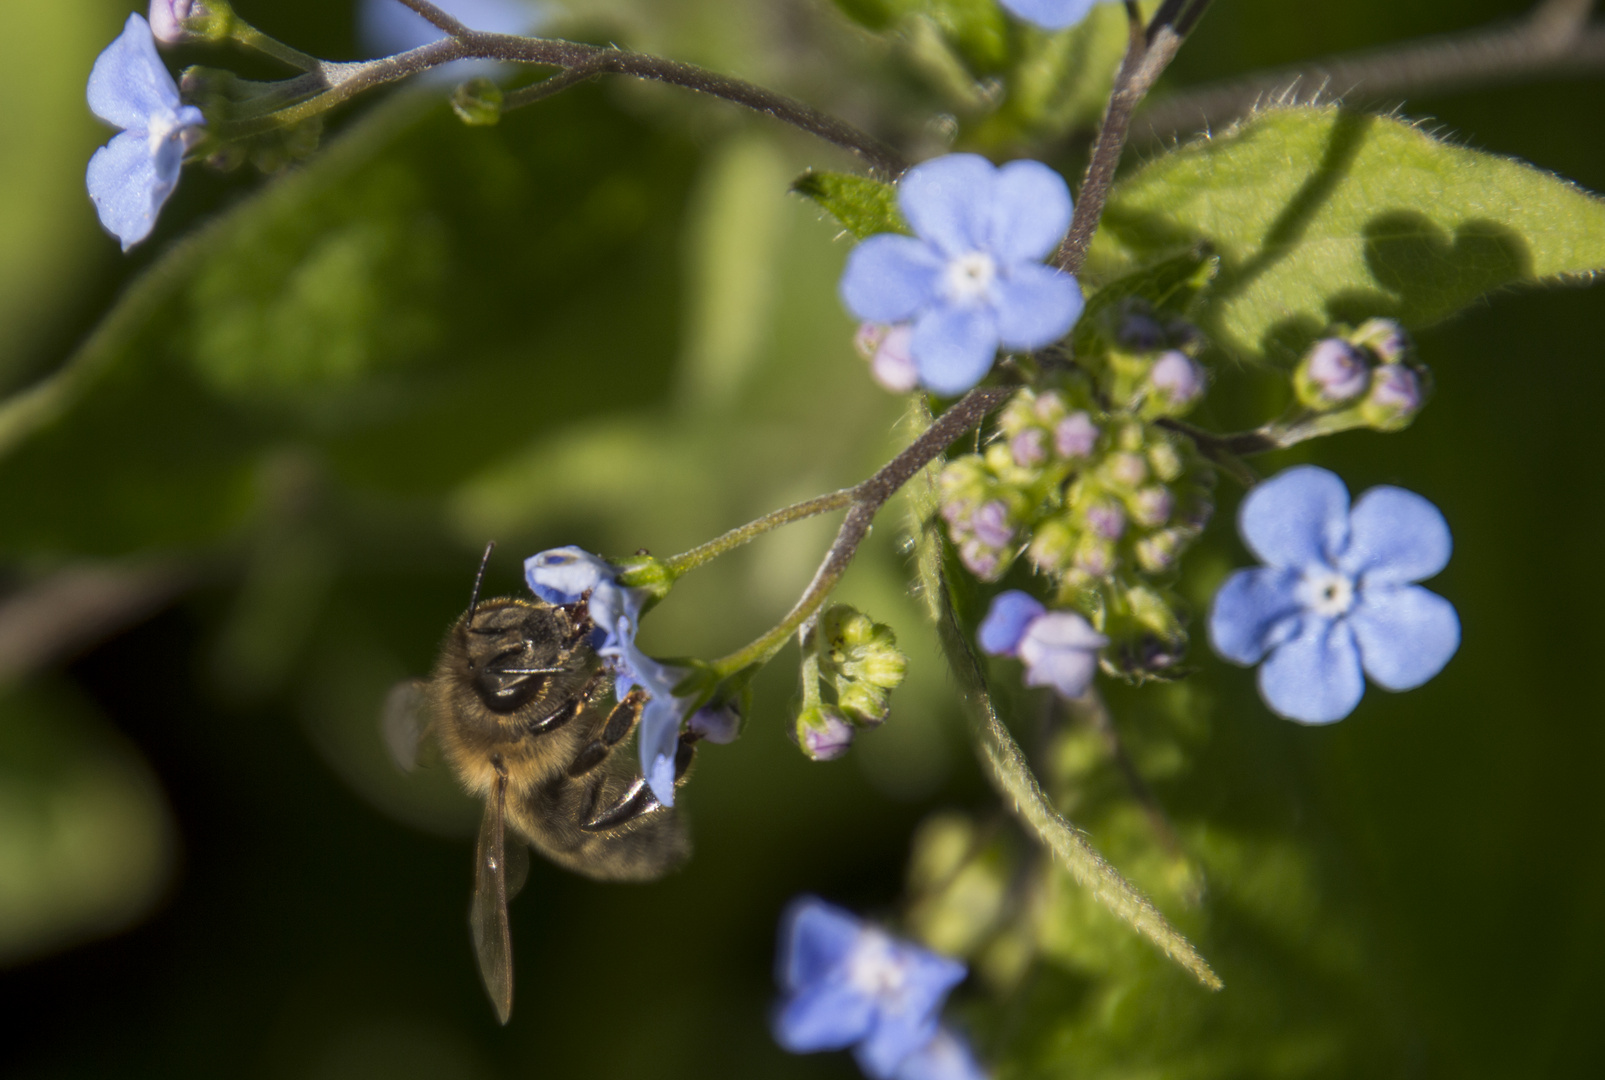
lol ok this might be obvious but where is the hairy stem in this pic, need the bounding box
[663,491,856,577]
[1137,0,1605,142]
[708,387,1013,677]
[1053,0,1214,274]
[251,28,907,176]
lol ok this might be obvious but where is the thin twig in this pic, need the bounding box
[1054,1,1213,274]
[252,33,907,178]
[709,386,1013,675]
[392,0,471,37]
[503,65,604,112]
[1137,0,1605,143]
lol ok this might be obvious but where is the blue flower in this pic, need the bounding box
[999,0,1120,32]
[86,14,206,251]
[840,154,1083,395]
[892,1027,988,1080]
[1208,465,1460,724]
[978,590,1107,699]
[525,546,686,806]
[773,897,972,1080]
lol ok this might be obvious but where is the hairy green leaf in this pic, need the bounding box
[1090,106,1605,362]
[1074,246,1219,354]
[792,169,908,239]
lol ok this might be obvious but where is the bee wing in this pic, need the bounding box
[505,837,530,902]
[381,679,431,773]
[469,773,515,1024]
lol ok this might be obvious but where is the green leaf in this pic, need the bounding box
[829,0,1009,74]
[902,400,1222,992]
[975,4,1131,144]
[1089,106,1605,362]
[791,170,908,239]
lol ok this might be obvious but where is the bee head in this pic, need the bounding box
[459,598,592,715]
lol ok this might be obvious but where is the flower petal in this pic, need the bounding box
[1350,585,1460,691]
[854,947,967,1080]
[992,262,1083,350]
[86,130,167,251]
[898,154,997,257]
[987,159,1073,263]
[778,897,863,990]
[774,981,876,1053]
[1341,485,1452,584]
[1257,616,1365,724]
[910,305,999,395]
[977,591,1045,657]
[841,235,944,324]
[892,1027,988,1080]
[88,14,181,131]
[998,0,1099,31]
[525,545,614,605]
[1207,567,1302,666]
[1018,612,1107,699]
[1239,465,1350,570]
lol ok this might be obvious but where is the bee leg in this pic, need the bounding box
[525,669,608,736]
[566,688,646,779]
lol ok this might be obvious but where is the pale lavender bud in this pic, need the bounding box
[1033,390,1066,422]
[1074,538,1115,578]
[1300,338,1369,405]
[959,539,1002,580]
[1130,485,1174,528]
[1354,318,1409,364]
[856,323,918,393]
[1361,363,1425,431]
[689,701,741,744]
[150,0,217,44]
[1010,427,1047,468]
[1135,530,1183,573]
[1087,501,1126,540]
[1107,452,1148,489]
[1054,411,1099,458]
[797,707,856,761]
[1149,350,1206,409]
[971,501,1014,549]
[940,498,969,525]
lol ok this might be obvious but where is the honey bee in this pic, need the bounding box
[385,544,697,1023]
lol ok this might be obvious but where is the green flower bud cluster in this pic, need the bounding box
[792,605,907,761]
[1291,319,1430,434]
[938,302,1218,680]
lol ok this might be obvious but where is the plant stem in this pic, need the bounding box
[1053,0,1214,274]
[663,491,856,577]
[246,29,907,177]
[708,386,1012,678]
[232,23,326,73]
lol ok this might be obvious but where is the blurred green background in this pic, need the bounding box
[1,1,1601,1077]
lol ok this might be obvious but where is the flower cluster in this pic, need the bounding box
[841,154,1083,395]
[1208,466,1460,723]
[525,546,687,804]
[795,605,908,761]
[773,897,987,1080]
[86,14,207,250]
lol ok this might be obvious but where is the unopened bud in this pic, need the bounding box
[1296,338,1369,408]
[1129,485,1174,528]
[1105,452,1148,490]
[836,682,890,725]
[1027,516,1075,574]
[855,323,918,393]
[689,701,742,744]
[1086,501,1126,540]
[796,706,856,761]
[970,501,1014,548]
[1010,427,1047,467]
[451,77,505,126]
[1147,350,1206,414]
[1147,438,1184,482]
[1134,529,1184,573]
[1054,412,1099,458]
[1117,311,1166,351]
[1073,536,1115,579]
[1352,318,1409,364]
[1360,364,1425,431]
[151,0,232,44]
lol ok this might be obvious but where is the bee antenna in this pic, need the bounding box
[468,540,496,625]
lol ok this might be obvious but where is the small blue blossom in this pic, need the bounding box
[1208,465,1460,724]
[525,546,686,806]
[840,154,1083,395]
[999,0,1120,33]
[86,14,206,251]
[773,897,972,1080]
[978,590,1108,699]
[892,1027,988,1080]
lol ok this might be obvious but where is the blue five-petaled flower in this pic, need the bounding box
[773,897,986,1080]
[978,590,1107,700]
[999,0,1121,32]
[525,546,685,807]
[1208,465,1460,724]
[840,154,1084,396]
[86,13,206,251]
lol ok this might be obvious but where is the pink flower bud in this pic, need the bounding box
[1053,411,1099,458]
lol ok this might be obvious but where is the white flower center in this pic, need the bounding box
[146,109,185,155]
[1299,567,1356,618]
[845,932,908,1001]
[943,251,998,304]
